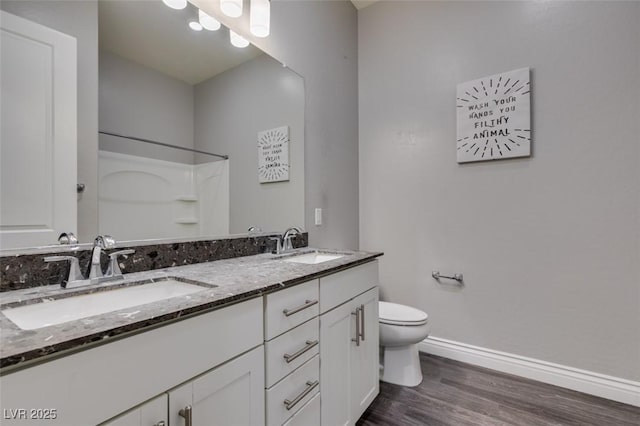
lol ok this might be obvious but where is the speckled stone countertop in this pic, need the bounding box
[0,248,382,371]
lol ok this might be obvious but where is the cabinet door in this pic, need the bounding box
[101,394,167,426]
[319,301,356,426]
[350,288,379,421]
[169,346,265,426]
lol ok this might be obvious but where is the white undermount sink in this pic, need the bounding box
[283,251,345,264]
[2,279,207,330]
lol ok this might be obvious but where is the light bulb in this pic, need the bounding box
[199,9,221,31]
[221,0,243,18]
[229,30,249,48]
[189,21,203,31]
[162,0,187,10]
[250,0,270,38]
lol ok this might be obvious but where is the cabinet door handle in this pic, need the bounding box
[284,380,319,411]
[283,299,318,317]
[153,422,166,426]
[351,307,361,346]
[284,340,319,364]
[359,303,365,342]
[179,405,192,426]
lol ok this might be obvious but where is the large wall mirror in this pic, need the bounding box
[0,0,304,250]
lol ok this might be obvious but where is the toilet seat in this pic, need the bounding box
[379,301,428,326]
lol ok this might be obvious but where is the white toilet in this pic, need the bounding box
[378,301,429,387]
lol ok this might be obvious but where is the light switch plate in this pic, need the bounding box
[315,208,322,226]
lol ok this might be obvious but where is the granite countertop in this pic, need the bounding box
[0,248,382,371]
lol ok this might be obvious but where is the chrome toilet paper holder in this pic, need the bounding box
[432,271,463,283]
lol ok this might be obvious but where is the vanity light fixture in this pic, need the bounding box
[229,29,249,48]
[250,0,270,38]
[221,0,243,18]
[188,21,203,31]
[199,9,221,31]
[162,0,187,10]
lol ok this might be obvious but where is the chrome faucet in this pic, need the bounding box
[282,227,303,251]
[44,235,135,289]
[88,235,116,280]
[270,227,303,255]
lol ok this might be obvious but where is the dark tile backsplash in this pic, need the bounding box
[0,233,308,292]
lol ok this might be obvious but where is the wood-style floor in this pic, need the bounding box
[357,353,640,426]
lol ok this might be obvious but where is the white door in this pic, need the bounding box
[101,394,167,426]
[350,288,380,421]
[0,11,77,249]
[168,346,265,426]
[319,301,355,426]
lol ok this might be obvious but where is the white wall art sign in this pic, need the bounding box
[258,125,290,183]
[456,68,531,163]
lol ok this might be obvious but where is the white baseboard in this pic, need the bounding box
[418,336,640,407]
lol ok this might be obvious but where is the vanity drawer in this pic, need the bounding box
[265,317,319,387]
[265,279,319,340]
[283,392,319,426]
[319,261,378,314]
[266,355,320,426]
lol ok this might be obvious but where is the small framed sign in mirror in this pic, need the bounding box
[258,125,290,183]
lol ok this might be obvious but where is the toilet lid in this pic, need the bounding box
[379,301,428,325]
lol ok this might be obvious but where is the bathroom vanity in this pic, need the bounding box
[0,250,381,426]
[0,3,377,424]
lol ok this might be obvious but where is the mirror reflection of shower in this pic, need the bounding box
[97,0,305,241]
[98,132,229,241]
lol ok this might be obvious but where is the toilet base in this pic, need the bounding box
[380,343,423,387]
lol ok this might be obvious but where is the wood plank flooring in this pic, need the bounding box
[357,353,640,426]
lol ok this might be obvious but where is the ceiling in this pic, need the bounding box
[98,0,262,85]
[351,0,381,10]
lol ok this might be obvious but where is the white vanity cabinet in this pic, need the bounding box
[264,279,321,426]
[349,288,380,419]
[101,395,167,426]
[104,347,265,426]
[168,346,265,426]
[283,393,320,426]
[0,297,264,426]
[0,259,380,426]
[319,262,380,426]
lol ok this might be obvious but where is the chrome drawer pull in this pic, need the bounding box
[179,405,192,426]
[351,307,361,346]
[360,303,365,341]
[284,340,319,364]
[284,380,319,411]
[153,422,166,426]
[283,299,318,317]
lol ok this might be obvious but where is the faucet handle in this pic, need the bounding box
[283,235,294,251]
[43,256,84,287]
[106,249,135,278]
[269,237,283,255]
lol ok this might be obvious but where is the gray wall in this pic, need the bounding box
[1,0,99,242]
[192,0,360,248]
[99,51,195,164]
[194,54,304,234]
[359,1,640,380]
